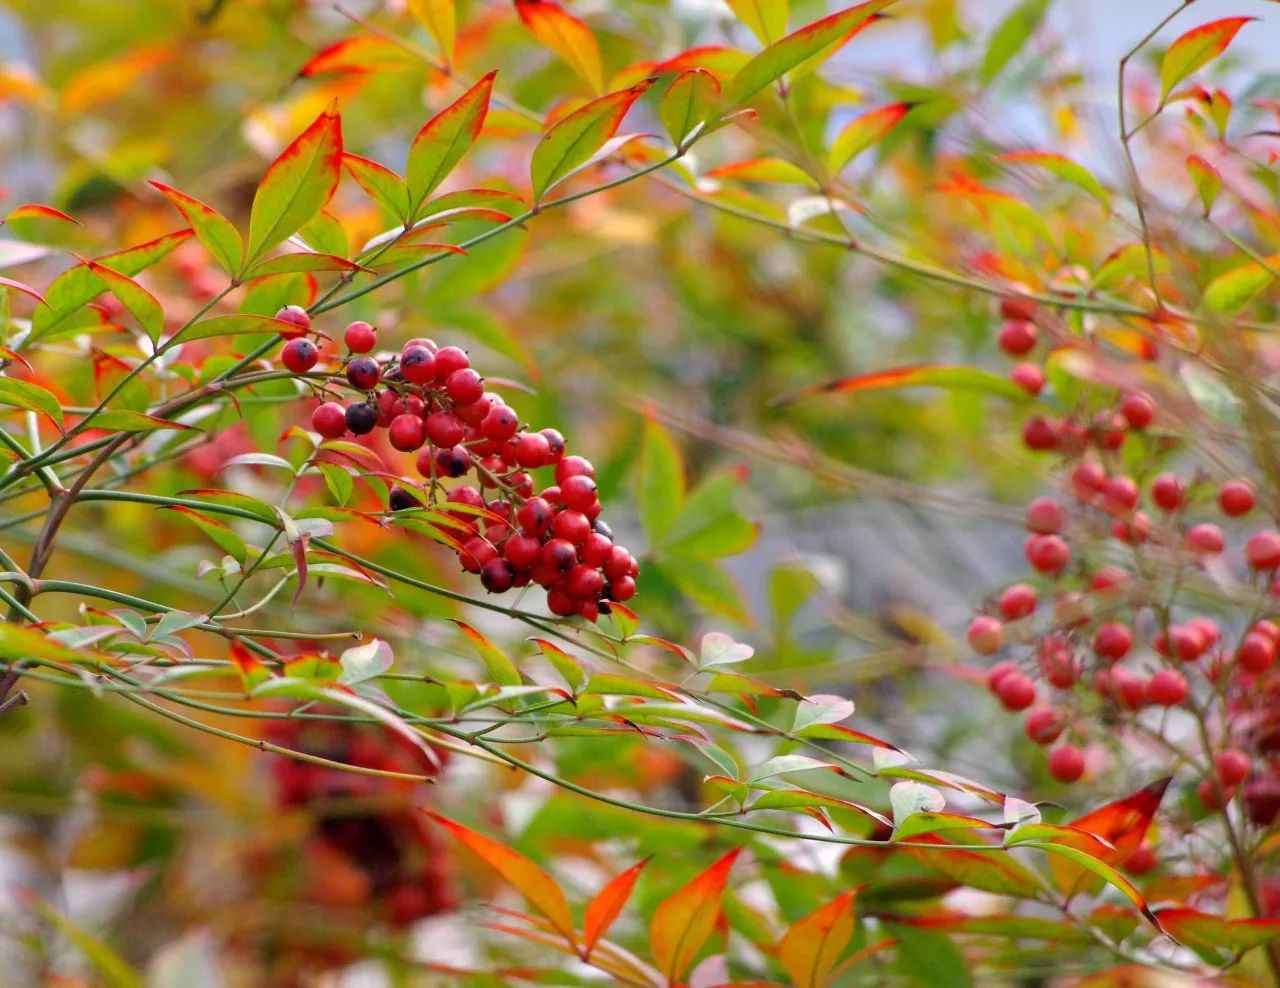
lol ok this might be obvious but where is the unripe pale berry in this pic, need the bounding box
[967,615,1003,655]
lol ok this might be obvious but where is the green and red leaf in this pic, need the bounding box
[529,81,652,202]
[774,364,1026,405]
[149,181,243,274]
[515,0,604,94]
[583,858,649,957]
[299,35,418,77]
[829,102,912,173]
[660,68,721,149]
[777,890,857,988]
[406,71,496,214]
[1160,17,1254,102]
[649,848,741,982]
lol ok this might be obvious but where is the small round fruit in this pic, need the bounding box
[503,534,542,568]
[1119,392,1155,430]
[480,558,516,594]
[1022,416,1059,451]
[546,587,576,616]
[274,304,311,338]
[425,412,465,449]
[1090,565,1129,593]
[388,487,417,511]
[1048,744,1085,783]
[1024,706,1063,745]
[1110,667,1146,710]
[603,546,635,581]
[1092,622,1132,662]
[1009,362,1044,395]
[997,584,1037,621]
[986,660,1019,693]
[1025,534,1071,574]
[1198,776,1231,811]
[1146,669,1188,707]
[1186,523,1225,556]
[560,474,599,513]
[555,455,595,485]
[481,404,519,442]
[1122,846,1157,875]
[966,615,1004,655]
[312,402,347,439]
[343,320,377,353]
[995,671,1037,711]
[1025,496,1063,534]
[514,432,551,469]
[1219,479,1255,517]
[459,536,497,574]
[1071,461,1107,500]
[446,368,485,405]
[432,345,470,382]
[998,320,1037,356]
[1245,781,1280,827]
[1215,748,1251,787]
[1246,530,1280,571]
[346,356,381,391]
[517,497,554,536]
[541,538,577,573]
[608,574,637,601]
[281,338,319,374]
[1102,475,1139,513]
[1151,473,1185,512]
[1238,632,1277,674]
[345,401,378,435]
[1169,624,1207,662]
[565,564,605,600]
[551,509,591,545]
[540,428,566,461]
[388,413,427,452]
[400,345,437,384]
[1000,294,1037,321]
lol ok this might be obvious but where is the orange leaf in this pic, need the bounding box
[5,203,79,225]
[1069,777,1169,863]
[1160,17,1254,102]
[583,857,649,957]
[778,890,858,988]
[515,0,604,94]
[425,812,577,946]
[299,36,418,77]
[649,847,741,982]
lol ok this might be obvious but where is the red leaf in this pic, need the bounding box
[425,812,577,946]
[583,857,649,957]
[0,276,46,306]
[649,848,741,982]
[229,640,270,690]
[299,35,418,77]
[1068,777,1169,863]
[5,203,79,225]
[515,0,603,94]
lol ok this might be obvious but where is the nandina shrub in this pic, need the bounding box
[3,0,1280,985]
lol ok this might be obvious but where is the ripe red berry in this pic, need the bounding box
[1102,475,1139,513]
[565,564,605,600]
[1151,473,1185,512]
[389,413,427,452]
[1025,534,1070,574]
[517,497,554,536]
[503,534,541,568]
[1110,667,1146,710]
[541,538,577,573]
[1238,632,1277,674]
[560,474,599,513]
[513,432,551,469]
[547,587,576,616]
[281,338,318,374]
[997,584,1037,621]
[998,320,1037,356]
[400,345,436,384]
[555,455,595,485]
[580,532,613,568]
[346,356,381,391]
[1169,624,1208,662]
[551,509,591,545]
[456,393,494,425]
[1123,846,1157,875]
[1070,461,1107,502]
[1246,530,1280,570]
[459,536,497,573]
[995,671,1036,711]
[1219,479,1255,517]
[966,615,1003,655]
[540,428,566,461]
[1010,363,1044,396]
[274,304,311,338]
[1000,294,1037,321]
[1092,413,1127,451]
[1187,617,1220,649]
[481,404,519,441]
[446,368,485,405]
[1245,782,1280,827]
[986,660,1019,693]
[1039,636,1078,688]
[345,401,378,435]
[344,320,377,353]
[603,546,635,581]
[1198,776,1231,811]
[1025,496,1063,534]
[1186,523,1225,556]
[1146,669,1188,707]
[1022,416,1059,451]
[1057,420,1088,456]
[1119,392,1155,430]
[480,558,516,593]
[1215,749,1251,787]
[1090,565,1129,593]
[1111,511,1151,545]
[429,445,471,478]
[424,412,464,449]
[608,574,637,601]
[1092,622,1133,662]
[432,345,470,383]
[312,402,347,439]
[1047,744,1085,783]
[1024,706,1064,745]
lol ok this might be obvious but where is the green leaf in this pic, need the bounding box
[83,259,164,341]
[1011,840,1158,926]
[89,410,196,433]
[243,251,359,279]
[979,0,1049,83]
[316,461,353,506]
[297,211,349,258]
[22,894,144,988]
[245,108,343,268]
[769,562,821,630]
[720,1,893,112]
[342,153,411,223]
[889,781,946,829]
[829,102,912,173]
[661,559,748,622]
[163,505,247,564]
[529,82,652,203]
[0,377,64,431]
[660,69,721,149]
[999,150,1110,207]
[637,416,685,542]
[882,923,973,988]
[1187,154,1221,217]
[775,364,1027,405]
[407,72,495,214]
[1160,17,1254,102]
[338,638,393,684]
[725,0,788,45]
[515,0,604,94]
[149,181,243,274]
[168,313,298,345]
[1203,255,1279,313]
[453,619,521,686]
[409,0,456,64]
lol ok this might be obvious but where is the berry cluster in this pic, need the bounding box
[967,295,1280,832]
[274,306,638,623]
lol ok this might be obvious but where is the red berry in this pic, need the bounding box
[540,428,566,461]
[1215,749,1251,787]
[986,660,1019,693]
[541,539,577,573]
[1112,512,1151,545]
[997,584,1037,621]
[479,558,516,593]
[1025,496,1063,534]
[1022,416,1059,451]
[998,320,1037,356]
[1090,565,1129,593]
[1110,667,1146,710]
[1024,706,1064,745]
[1219,479,1255,517]
[1151,473,1185,512]
[1170,624,1208,662]
[424,412,465,449]
[1052,592,1091,629]
[1025,534,1070,574]
[1102,475,1139,513]
[1070,461,1107,500]
[1198,776,1231,810]
[603,546,634,581]
[1119,392,1155,430]
[560,474,599,512]
[1123,846,1157,875]
[459,536,496,573]
[1058,420,1088,457]
[403,337,437,353]
[555,455,595,485]
[343,320,377,353]
[1039,636,1078,688]
[388,413,426,452]
[1187,617,1220,649]
[457,393,495,425]
[446,368,485,405]
[967,615,1004,655]
[346,356,381,391]
[517,497,554,536]
[1092,622,1133,662]
[546,587,576,616]
[400,345,436,384]
[1000,294,1037,321]
[580,532,613,568]
[503,534,541,568]
[312,402,347,439]
[274,304,311,338]
[995,671,1037,711]
[1254,620,1280,644]
[1185,523,1224,556]
[1238,633,1276,674]
[432,345,470,382]
[565,564,605,600]
[1048,744,1085,783]
[514,432,551,469]
[1146,669,1188,707]
[481,404,519,441]
[1092,413,1127,451]
[1246,530,1280,570]
[1009,362,1044,395]
[551,509,591,545]
[429,445,471,478]
[608,574,637,601]
[281,338,318,374]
